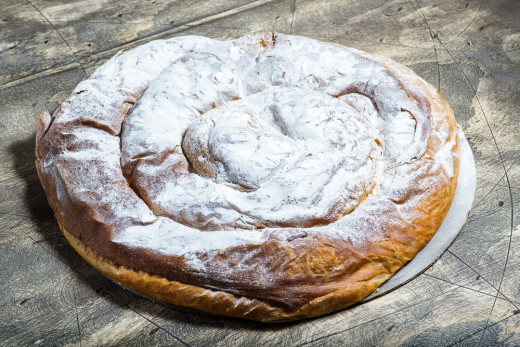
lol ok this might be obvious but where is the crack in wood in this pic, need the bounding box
[471,153,520,210]
[289,0,297,34]
[423,273,520,309]
[296,33,439,50]
[25,0,88,78]
[3,18,158,25]
[408,0,441,91]
[446,250,520,310]
[447,310,517,346]
[0,63,81,90]
[444,0,484,44]
[3,0,278,89]
[72,285,82,347]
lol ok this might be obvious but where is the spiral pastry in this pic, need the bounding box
[36,31,459,322]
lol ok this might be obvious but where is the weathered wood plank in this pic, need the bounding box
[307,290,515,346]
[1,0,519,345]
[0,0,77,86]
[0,0,279,86]
[0,164,54,224]
[0,235,194,346]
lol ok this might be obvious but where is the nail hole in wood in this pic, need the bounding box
[149,327,160,336]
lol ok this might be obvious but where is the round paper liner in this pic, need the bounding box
[364,128,476,301]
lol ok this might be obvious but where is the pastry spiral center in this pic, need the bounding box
[183,88,376,192]
[119,32,431,231]
[123,88,382,230]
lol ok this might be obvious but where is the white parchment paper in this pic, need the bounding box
[364,129,476,301]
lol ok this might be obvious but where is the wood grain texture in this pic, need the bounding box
[1,0,519,345]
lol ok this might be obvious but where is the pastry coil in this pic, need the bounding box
[36,31,460,322]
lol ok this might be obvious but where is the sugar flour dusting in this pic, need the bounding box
[36,31,462,321]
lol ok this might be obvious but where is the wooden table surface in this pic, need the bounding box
[1,0,519,345]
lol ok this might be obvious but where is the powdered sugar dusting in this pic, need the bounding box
[38,31,458,270]
[125,87,381,230]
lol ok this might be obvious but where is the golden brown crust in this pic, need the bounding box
[61,224,397,322]
[36,32,460,322]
